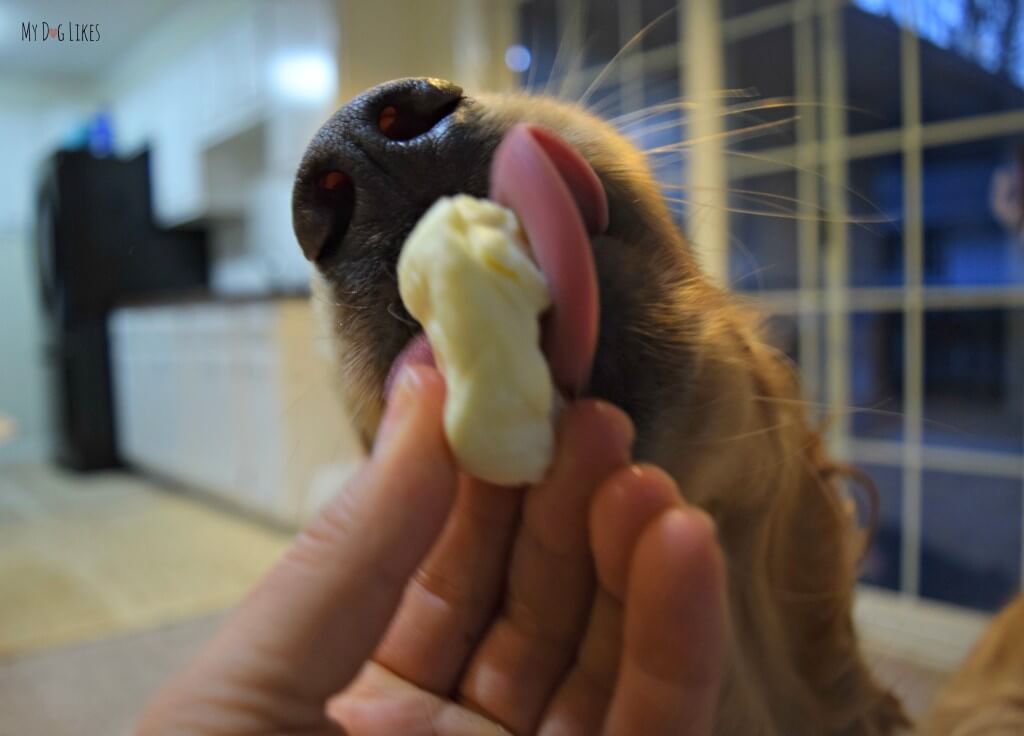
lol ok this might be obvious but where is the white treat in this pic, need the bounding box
[398,194,558,485]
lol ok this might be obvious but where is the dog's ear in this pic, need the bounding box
[741,324,911,735]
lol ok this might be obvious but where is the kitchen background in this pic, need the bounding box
[0,0,1022,733]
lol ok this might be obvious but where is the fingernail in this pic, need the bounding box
[684,506,718,538]
[375,365,427,451]
[590,399,636,450]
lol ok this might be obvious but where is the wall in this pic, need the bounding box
[335,0,518,101]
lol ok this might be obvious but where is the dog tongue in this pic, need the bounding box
[489,124,608,395]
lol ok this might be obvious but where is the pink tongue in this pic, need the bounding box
[489,124,608,395]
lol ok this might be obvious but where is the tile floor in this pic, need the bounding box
[0,463,290,735]
[0,464,289,657]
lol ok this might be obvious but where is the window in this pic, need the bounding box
[921,472,1021,611]
[519,0,1024,614]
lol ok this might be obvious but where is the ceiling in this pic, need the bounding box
[0,0,178,80]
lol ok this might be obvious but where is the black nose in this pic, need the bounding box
[293,78,465,263]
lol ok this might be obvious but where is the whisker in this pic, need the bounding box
[670,185,815,214]
[720,149,894,221]
[524,14,543,91]
[558,3,591,101]
[662,194,888,226]
[644,115,801,152]
[578,6,678,107]
[612,96,878,139]
[656,147,890,231]
[672,185,892,227]
[695,418,802,444]
[751,395,907,421]
[623,115,689,142]
[665,197,772,290]
[727,255,772,291]
[544,0,584,99]
[386,302,417,327]
[585,86,625,118]
[608,88,775,127]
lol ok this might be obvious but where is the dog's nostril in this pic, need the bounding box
[378,106,399,136]
[376,98,460,141]
[294,168,356,263]
[318,170,348,192]
[374,85,461,142]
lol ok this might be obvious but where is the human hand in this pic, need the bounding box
[138,365,727,735]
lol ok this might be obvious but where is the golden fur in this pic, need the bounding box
[920,594,1024,735]
[642,294,908,735]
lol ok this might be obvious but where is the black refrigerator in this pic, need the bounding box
[34,150,208,471]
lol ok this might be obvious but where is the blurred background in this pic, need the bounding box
[0,0,1021,732]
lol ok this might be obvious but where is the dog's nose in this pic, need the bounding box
[368,78,463,141]
[292,78,465,262]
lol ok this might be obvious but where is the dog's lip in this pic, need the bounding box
[384,332,434,397]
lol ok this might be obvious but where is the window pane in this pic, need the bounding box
[762,312,799,365]
[763,312,827,412]
[923,309,1024,453]
[844,6,903,134]
[640,0,679,51]
[921,471,1021,612]
[517,0,560,90]
[849,154,905,286]
[923,138,1024,287]
[582,0,622,69]
[723,25,797,151]
[851,312,905,441]
[722,0,787,20]
[856,0,1024,124]
[728,171,800,290]
[857,463,903,592]
[918,2,1024,123]
[810,314,827,409]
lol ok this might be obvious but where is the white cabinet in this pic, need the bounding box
[149,62,204,226]
[110,299,365,526]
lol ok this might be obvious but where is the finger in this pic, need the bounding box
[158,366,458,711]
[604,508,727,736]
[591,465,684,599]
[374,474,523,693]
[459,400,634,734]
[535,589,621,736]
[331,662,512,736]
[538,466,680,735]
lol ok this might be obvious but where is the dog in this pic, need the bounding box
[292,77,909,735]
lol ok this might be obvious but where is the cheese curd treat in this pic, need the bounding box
[397,194,558,485]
